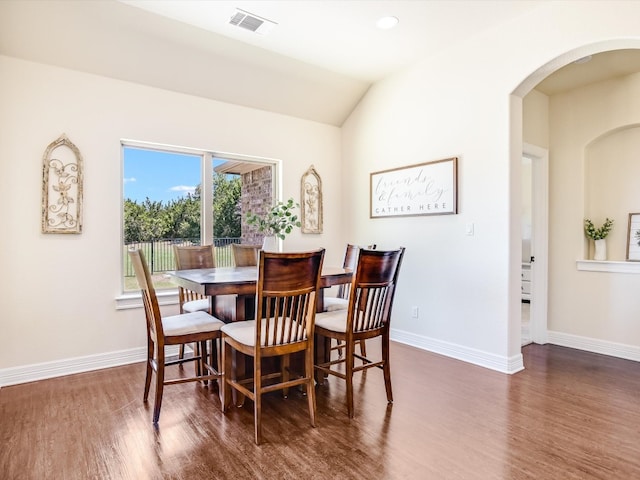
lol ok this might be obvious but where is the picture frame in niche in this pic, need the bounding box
[301,165,323,233]
[41,134,83,234]
[626,212,640,261]
[370,157,458,218]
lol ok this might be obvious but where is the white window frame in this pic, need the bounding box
[116,139,280,309]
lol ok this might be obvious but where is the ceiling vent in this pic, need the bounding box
[229,9,277,35]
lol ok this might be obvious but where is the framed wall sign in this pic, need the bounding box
[626,212,640,261]
[370,157,458,218]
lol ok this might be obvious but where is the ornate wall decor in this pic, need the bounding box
[41,134,83,233]
[301,165,322,233]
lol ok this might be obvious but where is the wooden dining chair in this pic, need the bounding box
[231,243,260,267]
[314,247,405,418]
[173,244,216,361]
[129,249,224,424]
[221,248,325,444]
[324,244,376,357]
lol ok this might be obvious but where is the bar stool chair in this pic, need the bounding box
[129,249,224,424]
[314,247,405,418]
[221,249,325,444]
[173,244,216,362]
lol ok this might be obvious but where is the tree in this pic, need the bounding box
[123,173,241,243]
[212,173,241,238]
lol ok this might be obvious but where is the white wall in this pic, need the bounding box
[0,55,344,381]
[342,1,640,372]
[5,1,640,384]
[547,73,640,346]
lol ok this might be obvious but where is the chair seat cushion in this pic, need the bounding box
[323,296,348,312]
[315,310,347,333]
[222,318,307,347]
[182,298,210,313]
[163,311,224,337]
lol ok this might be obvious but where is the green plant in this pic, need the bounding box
[247,198,301,240]
[584,218,614,240]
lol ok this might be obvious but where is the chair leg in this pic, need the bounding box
[153,349,165,424]
[143,339,153,402]
[382,333,393,404]
[178,343,185,362]
[359,339,367,357]
[222,339,232,412]
[254,355,262,445]
[194,342,202,378]
[305,346,316,427]
[199,341,208,386]
[345,341,355,418]
[282,354,290,398]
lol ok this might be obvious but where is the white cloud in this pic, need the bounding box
[123,177,136,183]
[169,185,196,195]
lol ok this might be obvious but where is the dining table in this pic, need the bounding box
[168,264,353,390]
[168,265,352,322]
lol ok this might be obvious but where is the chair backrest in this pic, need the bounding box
[346,247,405,334]
[129,249,164,343]
[255,249,325,348]
[232,243,260,267]
[173,244,216,270]
[337,243,376,299]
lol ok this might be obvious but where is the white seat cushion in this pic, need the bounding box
[323,296,348,312]
[222,318,307,347]
[182,298,210,313]
[162,311,224,337]
[314,310,347,333]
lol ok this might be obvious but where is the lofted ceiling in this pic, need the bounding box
[1,1,639,125]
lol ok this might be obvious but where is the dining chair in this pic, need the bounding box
[129,249,224,424]
[173,244,217,361]
[324,244,377,357]
[221,248,325,444]
[231,243,260,267]
[314,247,405,418]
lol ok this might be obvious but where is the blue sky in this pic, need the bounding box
[123,147,201,204]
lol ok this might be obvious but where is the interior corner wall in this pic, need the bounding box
[523,89,550,149]
[547,73,640,346]
[0,55,344,376]
[341,1,640,372]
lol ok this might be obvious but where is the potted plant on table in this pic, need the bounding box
[584,217,614,261]
[247,198,301,251]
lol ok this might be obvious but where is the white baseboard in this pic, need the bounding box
[0,345,182,387]
[547,330,640,363]
[6,330,635,388]
[391,328,524,374]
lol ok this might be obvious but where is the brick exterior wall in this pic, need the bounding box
[240,165,273,244]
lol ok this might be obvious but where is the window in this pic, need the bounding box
[122,141,275,292]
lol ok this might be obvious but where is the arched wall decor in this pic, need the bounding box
[41,134,83,234]
[301,165,322,234]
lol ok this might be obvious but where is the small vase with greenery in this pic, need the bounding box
[584,218,614,240]
[584,218,613,261]
[247,198,301,241]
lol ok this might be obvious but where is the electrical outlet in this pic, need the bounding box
[411,306,419,318]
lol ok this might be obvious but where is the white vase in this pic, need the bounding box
[261,235,279,252]
[593,238,607,261]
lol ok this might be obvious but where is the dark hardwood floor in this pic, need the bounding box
[1,342,639,479]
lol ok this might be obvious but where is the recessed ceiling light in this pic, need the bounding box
[376,16,399,30]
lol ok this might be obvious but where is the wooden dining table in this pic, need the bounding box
[168,265,352,322]
[168,265,352,393]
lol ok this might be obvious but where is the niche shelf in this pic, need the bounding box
[576,260,640,274]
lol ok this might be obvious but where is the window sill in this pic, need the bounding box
[115,289,179,310]
[576,260,640,274]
